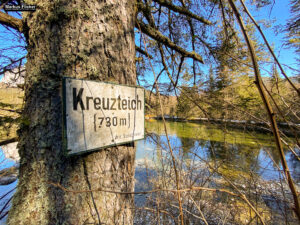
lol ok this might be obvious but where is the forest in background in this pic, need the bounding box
[146,75,299,124]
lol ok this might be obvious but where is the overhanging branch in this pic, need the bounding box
[152,0,212,25]
[0,137,18,146]
[136,46,153,59]
[0,11,23,32]
[137,20,204,63]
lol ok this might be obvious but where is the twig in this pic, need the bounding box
[0,0,10,11]
[49,182,239,196]
[261,82,300,160]
[0,196,13,220]
[188,195,209,225]
[0,187,16,201]
[136,46,153,59]
[228,0,300,221]
[189,150,267,225]
[136,20,185,225]
[152,0,212,25]
[239,0,300,97]
[138,206,175,221]
[136,20,204,63]
[0,137,18,146]
[0,108,21,114]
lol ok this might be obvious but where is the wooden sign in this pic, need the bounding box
[63,77,145,155]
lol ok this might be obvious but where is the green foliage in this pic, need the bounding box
[285,0,300,63]
[232,75,263,117]
[176,86,202,119]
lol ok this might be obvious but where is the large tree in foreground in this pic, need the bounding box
[2,0,137,224]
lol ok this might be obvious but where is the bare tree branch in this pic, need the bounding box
[0,11,23,32]
[152,0,212,25]
[0,0,10,10]
[0,137,18,146]
[178,0,197,85]
[136,20,204,63]
[136,46,153,59]
[239,0,300,97]
[228,0,300,221]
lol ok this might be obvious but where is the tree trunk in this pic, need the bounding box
[7,1,136,224]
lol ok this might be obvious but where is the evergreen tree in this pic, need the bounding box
[286,0,300,64]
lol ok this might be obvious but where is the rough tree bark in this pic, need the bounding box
[7,0,137,224]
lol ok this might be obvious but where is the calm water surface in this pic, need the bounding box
[135,120,300,183]
[0,121,298,222]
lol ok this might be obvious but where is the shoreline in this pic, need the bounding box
[152,116,300,137]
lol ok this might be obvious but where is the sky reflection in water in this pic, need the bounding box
[135,120,300,183]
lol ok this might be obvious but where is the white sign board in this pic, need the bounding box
[63,77,145,155]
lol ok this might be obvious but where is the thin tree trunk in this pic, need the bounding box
[7,1,137,224]
[239,0,300,97]
[228,0,300,221]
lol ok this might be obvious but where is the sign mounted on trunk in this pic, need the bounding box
[62,77,145,155]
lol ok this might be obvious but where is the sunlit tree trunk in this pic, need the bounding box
[7,1,136,224]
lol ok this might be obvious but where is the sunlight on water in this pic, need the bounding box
[135,120,300,183]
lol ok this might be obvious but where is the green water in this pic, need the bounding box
[136,120,300,182]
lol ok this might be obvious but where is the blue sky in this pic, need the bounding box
[0,1,298,83]
[250,0,299,74]
[139,0,299,90]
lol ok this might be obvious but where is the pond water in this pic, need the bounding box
[135,120,300,183]
[0,120,299,222]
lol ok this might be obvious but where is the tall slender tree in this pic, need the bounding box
[0,0,211,224]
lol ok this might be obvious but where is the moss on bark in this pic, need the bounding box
[7,1,136,224]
